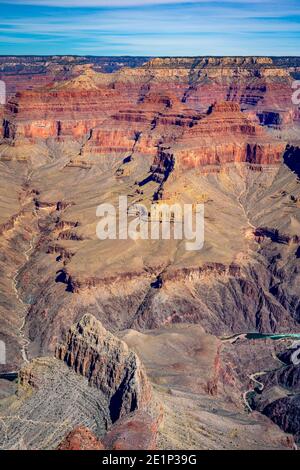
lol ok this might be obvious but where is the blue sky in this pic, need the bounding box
[0,1,299,56]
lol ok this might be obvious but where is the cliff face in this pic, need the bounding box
[56,314,153,422]
[152,102,287,173]
[2,56,298,159]
[0,56,149,98]
[2,357,111,450]
[252,347,300,444]
[263,396,300,443]
[0,315,160,450]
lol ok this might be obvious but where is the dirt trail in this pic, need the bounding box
[243,371,267,412]
[11,169,38,364]
[12,234,36,364]
[236,167,256,232]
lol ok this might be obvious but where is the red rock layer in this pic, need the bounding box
[57,411,162,451]
[152,102,287,172]
[57,426,105,450]
[3,56,298,134]
[1,58,294,171]
[102,410,162,451]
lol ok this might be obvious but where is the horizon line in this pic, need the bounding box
[1,54,300,58]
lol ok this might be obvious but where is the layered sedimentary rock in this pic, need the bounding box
[0,56,149,98]
[2,55,299,145]
[0,315,160,450]
[152,102,287,174]
[0,357,110,450]
[56,314,153,422]
[2,57,295,182]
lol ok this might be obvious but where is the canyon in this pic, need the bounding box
[0,55,300,449]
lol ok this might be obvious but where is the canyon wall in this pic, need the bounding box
[56,314,153,422]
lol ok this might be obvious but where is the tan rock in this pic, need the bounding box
[56,314,153,422]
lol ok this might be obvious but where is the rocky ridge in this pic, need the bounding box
[56,314,153,422]
[0,314,160,450]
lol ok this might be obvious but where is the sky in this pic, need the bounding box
[0,0,299,56]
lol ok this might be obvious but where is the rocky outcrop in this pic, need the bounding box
[0,209,26,235]
[55,314,153,422]
[57,410,162,451]
[1,357,110,450]
[168,102,287,170]
[263,396,300,443]
[102,410,161,450]
[57,426,105,450]
[46,244,74,264]
[0,315,160,450]
[254,227,300,245]
[283,145,300,179]
[55,268,153,293]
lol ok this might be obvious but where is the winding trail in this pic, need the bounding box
[0,169,39,447]
[12,233,36,364]
[236,165,257,233]
[243,363,299,451]
[222,332,300,411]
[242,371,267,412]
[225,170,300,446]
[11,168,38,364]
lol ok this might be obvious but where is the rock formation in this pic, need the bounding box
[152,101,287,174]
[0,315,160,450]
[57,426,105,450]
[0,357,110,450]
[56,314,153,422]
[251,344,300,444]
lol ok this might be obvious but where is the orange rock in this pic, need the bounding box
[103,410,163,451]
[57,426,105,450]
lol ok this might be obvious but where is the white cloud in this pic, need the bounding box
[1,0,273,6]
[1,6,299,37]
[0,0,299,55]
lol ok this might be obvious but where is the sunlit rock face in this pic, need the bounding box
[0,56,300,450]
[56,314,153,422]
[2,56,300,143]
[57,426,105,450]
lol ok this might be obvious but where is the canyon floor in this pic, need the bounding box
[0,56,300,450]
